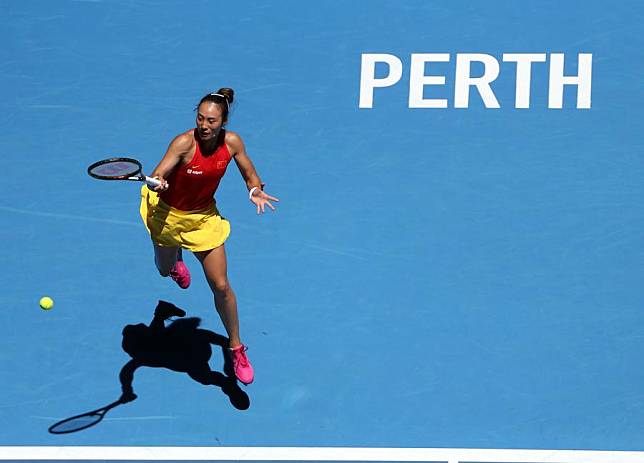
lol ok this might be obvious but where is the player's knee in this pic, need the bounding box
[212,278,231,296]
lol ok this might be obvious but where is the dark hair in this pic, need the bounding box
[196,88,234,122]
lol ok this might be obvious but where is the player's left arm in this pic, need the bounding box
[226,131,279,213]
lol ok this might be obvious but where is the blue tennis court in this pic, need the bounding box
[1,1,643,461]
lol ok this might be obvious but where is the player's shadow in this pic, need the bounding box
[48,300,249,434]
[119,300,250,411]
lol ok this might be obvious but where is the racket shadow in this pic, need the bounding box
[48,399,127,434]
[119,300,250,411]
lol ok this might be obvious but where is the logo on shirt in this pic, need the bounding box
[187,165,203,175]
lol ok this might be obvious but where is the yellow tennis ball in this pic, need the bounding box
[40,296,54,310]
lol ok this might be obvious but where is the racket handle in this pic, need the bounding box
[145,176,162,188]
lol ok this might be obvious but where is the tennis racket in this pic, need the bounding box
[87,157,162,188]
[48,399,124,434]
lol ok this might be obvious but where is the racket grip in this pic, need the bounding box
[145,176,162,188]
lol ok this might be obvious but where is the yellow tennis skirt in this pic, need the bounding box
[139,186,230,252]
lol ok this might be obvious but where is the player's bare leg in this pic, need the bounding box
[153,243,190,288]
[194,245,241,346]
[195,245,253,384]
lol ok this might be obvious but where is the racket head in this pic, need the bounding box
[87,157,143,180]
[48,410,106,434]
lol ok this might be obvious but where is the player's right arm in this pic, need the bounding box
[150,132,194,191]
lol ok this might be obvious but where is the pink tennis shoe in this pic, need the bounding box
[169,261,191,289]
[229,345,254,385]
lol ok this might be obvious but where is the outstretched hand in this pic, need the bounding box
[251,189,280,214]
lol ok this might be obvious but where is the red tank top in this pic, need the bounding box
[160,133,233,211]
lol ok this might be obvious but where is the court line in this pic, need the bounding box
[0,205,139,227]
[0,447,643,462]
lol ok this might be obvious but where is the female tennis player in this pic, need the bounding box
[139,88,279,385]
